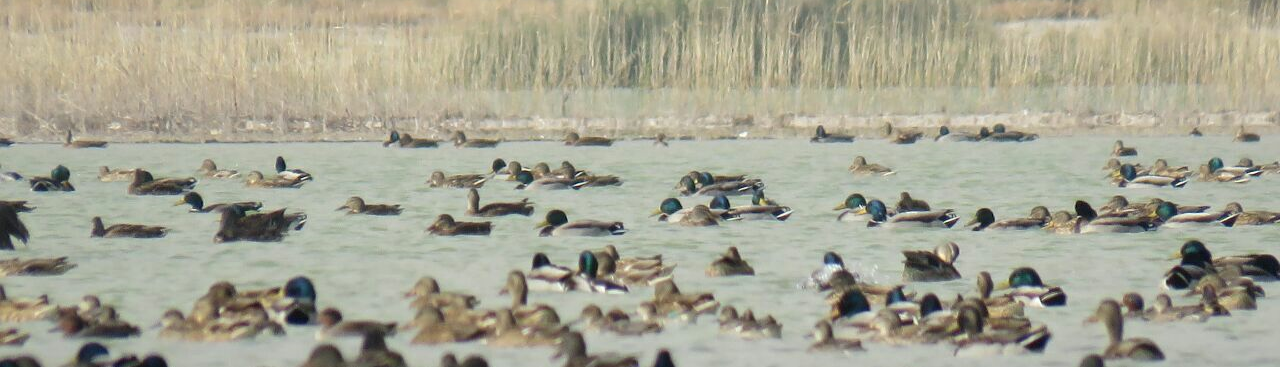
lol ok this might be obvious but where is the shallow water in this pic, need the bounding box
[1,137,1278,366]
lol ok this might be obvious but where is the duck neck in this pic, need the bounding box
[91,218,106,237]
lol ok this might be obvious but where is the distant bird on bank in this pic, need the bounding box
[810,125,854,143]
[64,130,107,148]
[1234,126,1260,142]
[564,132,613,147]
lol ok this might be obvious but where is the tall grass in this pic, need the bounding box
[2,0,1279,136]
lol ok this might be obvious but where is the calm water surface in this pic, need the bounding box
[1,137,1278,366]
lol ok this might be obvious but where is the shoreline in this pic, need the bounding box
[2,111,1276,143]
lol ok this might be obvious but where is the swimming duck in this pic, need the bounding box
[301,344,347,367]
[652,278,718,315]
[429,171,487,189]
[1102,158,1143,174]
[244,171,307,188]
[890,130,923,145]
[705,247,754,277]
[1164,240,1278,288]
[678,175,762,197]
[1155,202,1238,229]
[1197,164,1251,183]
[1091,299,1164,361]
[834,193,875,223]
[90,217,167,238]
[996,267,1067,307]
[670,205,725,226]
[556,161,619,185]
[1222,202,1280,225]
[826,287,874,323]
[690,171,749,186]
[848,156,895,176]
[336,197,402,215]
[1233,126,1260,142]
[451,131,499,148]
[128,170,196,195]
[1096,195,1144,217]
[1236,157,1280,174]
[64,131,107,148]
[0,285,57,322]
[971,272,1026,320]
[537,210,625,237]
[66,343,142,367]
[950,304,1052,356]
[197,159,239,178]
[1074,201,1158,233]
[895,192,931,212]
[426,214,491,236]
[555,331,638,367]
[316,308,397,340]
[56,307,141,338]
[593,245,672,280]
[577,304,662,336]
[0,205,29,250]
[406,276,479,310]
[531,162,555,179]
[798,252,850,290]
[383,130,438,148]
[28,165,75,192]
[354,331,407,367]
[524,256,576,292]
[274,156,313,182]
[97,166,135,182]
[514,171,584,190]
[808,320,864,352]
[935,126,981,142]
[0,257,75,276]
[1192,276,1259,311]
[981,124,1038,142]
[237,276,319,325]
[810,125,854,143]
[719,192,791,221]
[174,192,262,213]
[1135,294,1211,322]
[593,252,673,287]
[1112,164,1187,188]
[866,199,959,228]
[726,309,782,339]
[0,137,11,147]
[1208,157,1262,177]
[214,206,305,243]
[902,242,961,282]
[653,198,709,223]
[978,207,1050,230]
[465,189,533,217]
[409,305,484,345]
[572,251,628,294]
[0,328,27,346]
[654,133,669,147]
[1111,140,1137,157]
[564,132,613,147]
[1149,159,1190,178]
[498,160,532,181]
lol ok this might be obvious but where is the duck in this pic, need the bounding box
[409,305,484,345]
[968,207,1049,230]
[654,133,669,147]
[514,171,584,190]
[336,197,402,215]
[833,193,874,223]
[97,166,135,182]
[726,309,782,339]
[808,320,864,352]
[383,130,437,148]
[127,170,196,195]
[0,205,30,250]
[462,189,531,217]
[557,161,622,186]
[826,287,874,323]
[174,192,263,213]
[593,245,671,279]
[64,130,107,148]
[301,344,347,367]
[1091,299,1164,361]
[564,132,613,146]
[719,192,792,221]
[652,278,719,315]
[1112,164,1186,188]
[426,214,491,236]
[483,308,560,348]
[197,159,239,178]
[981,124,1037,142]
[572,251,629,294]
[935,126,980,142]
[0,328,28,346]
[890,130,923,144]
[950,304,1052,356]
[354,331,407,367]
[1236,157,1280,174]
[0,285,58,322]
[1149,159,1190,178]
[451,131,499,148]
[866,199,959,228]
[0,165,21,182]
[1197,164,1251,183]
[316,308,397,340]
[28,165,76,192]
[593,251,674,287]
[428,171,487,189]
[524,256,576,292]
[671,205,725,226]
[1136,294,1211,322]
[1102,158,1142,174]
[996,267,1067,307]
[798,252,849,290]
[810,125,854,143]
[0,257,75,276]
[0,137,11,147]
[677,175,762,197]
[653,198,713,223]
[705,247,754,277]
[405,276,479,310]
[1164,240,1278,288]
[537,210,625,237]
[213,206,305,243]
[274,156,313,182]
[1155,202,1238,229]
[90,217,167,238]
[577,305,662,336]
[1192,277,1259,311]
[555,331,639,367]
[244,171,307,188]
[1111,140,1137,157]
[895,192,931,212]
[1208,157,1262,177]
[56,307,141,338]
[1074,201,1158,233]
[971,272,1027,319]
[848,156,895,176]
[902,242,961,282]
[1222,202,1280,225]
[1233,126,1260,142]
[1096,195,1143,217]
[499,160,532,181]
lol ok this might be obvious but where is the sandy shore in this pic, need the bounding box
[1,111,1277,143]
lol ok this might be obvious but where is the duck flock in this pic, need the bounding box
[0,125,1278,367]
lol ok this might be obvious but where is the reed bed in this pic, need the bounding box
[2,0,1279,137]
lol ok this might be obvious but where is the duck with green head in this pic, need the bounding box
[573,251,628,294]
[980,124,1037,142]
[537,210,625,237]
[1157,202,1238,229]
[833,193,874,223]
[28,165,75,192]
[1164,240,1278,289]
[1199,160,1252,184]
[865,199,959,229]
[902,242,961,282]
[514,171,585,190]
[967,207,1050,231]
[1091,299,1164,361]
[810,125,854,143]
[996,267,1066,307]
[1112,164,1187,188]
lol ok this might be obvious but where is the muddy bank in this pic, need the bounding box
[1,111,1277,143]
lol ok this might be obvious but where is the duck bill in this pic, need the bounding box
[649,209,664,217]
[964,218,980,227]
[334,205,348,211]
[172,199,187,206]
[1167,252,1182,260]
[832,203,847,210]
[534,221,550,229]
[994,281,1011,290]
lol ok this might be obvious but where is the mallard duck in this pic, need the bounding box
[1233,126,1260,142]
[826,287,873,322]
[426,214,491,236]
[564,132,613,146]
[1192,277,1259,311]
[950,304,1052,356]
[935,126,980,142]
[1112,164,1187,188]
[523,256,576,292]
[1092,299,1164,361]
[849,156,894,176]
[127,170,196,195]
[90,217,166,238]
[1208,157,1262,177]
[967,207,1049,231]
[809,320,864,352]
[451,131,499,148]
[1156,202,1238,229]
[593,251,673,287]
[1096,195,1143,217]
[1074,201,1158,233]
[196,159,239,178]
[174,192,262,213]
[652,278,718,315]
[1164,240,1278,287]
[97,166,135,182]
[571,251,629,294]
[677,175,762,197]
[810,125,854,143]
[834,193,873,223]
[719,192,791,221]
[1149,159,1190,178]
[594,245,671,279]
[997,267,1067,307]
[0,257,74,276]
[513,171,583,190]
[890,130,923,144]
[245,171,307,188]
[1102,158,1142,173]
[213,207,305,243]
[406,276,479,310]
[316,308,396,340]
[971,272,1026,320]
[578,304,662,336]
[537,210,625,237]
[557,162,621,186]
[301,344,347,367]
[0,137,11,147]
[56,307,141,338]
[895,192,931,212]
[1222,202,1280,225]
[554,331,638,367]
[28,165,76,192]
[1236,157,1280,174]
[981,124,1037,142]
[866,200,959,228]
[273,156,313,182]
[1111,140,1137,157]
[1198,164,1251,183]
[409,305,484,345]
[64,130,107,148]
[465,189,532,217]
[705,247,754,277]
[0,285,57,322]
[654,133,669,147]
[336,197,402,216]
[798,252,848,290]
[902,242,961,282]
[354,331,407,367]
[1136,294,1210,322]
[671,205,725,226]
[0,206,29,251]
[384,130,438,148]
[691,171,749,186]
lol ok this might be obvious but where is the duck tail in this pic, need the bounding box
[1018,327,1052,352]
[571,180,589,190]
[773,208,794,221]
[881,171,897,177]
[1171,177,1188,188]
[1039,287,1067,307]
[609,223,627,235]
[941,212,960,228]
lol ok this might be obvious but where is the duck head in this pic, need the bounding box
[865,199,889,222]
[919,293,943,317]
[938,126,951,136]
[654,198,683,216]
[967,208,995,230]
[491,159,507,174]
[1154,201,1178,221]
[383,130,401,146]
[280,276,318,325]
[515,171,535,186]
[538,210,569,229]
[1175,240,1213,268]
[52,165,71,182]
[175,192,204,210]
[1005,267,1046,288]
[564,132,581,143]
[1118,163,1139,181]
[710,195,731,210]
[815,125,829,138]
[1074,200,1098,221]
[697,172,715,186]
[993,123,1007,133]
[822,252,844,268]
[832,289,871,319]
[834,193,867,211]
[577,251,599,279]
[1209,157,1225,172]
[275,156,288,173]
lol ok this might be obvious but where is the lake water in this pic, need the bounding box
[1,137,1278,366]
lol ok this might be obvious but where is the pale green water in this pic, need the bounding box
[1,137,1278,366]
